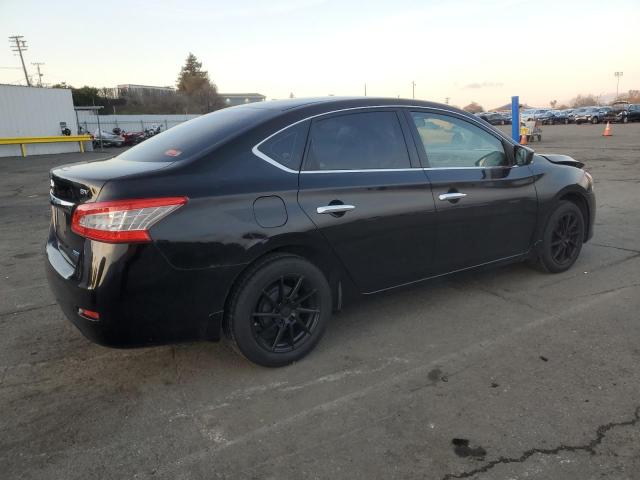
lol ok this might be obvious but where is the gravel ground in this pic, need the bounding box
[1,122,639,479]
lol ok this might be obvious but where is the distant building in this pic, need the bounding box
[117,84,175,96]
[220,93,266,107]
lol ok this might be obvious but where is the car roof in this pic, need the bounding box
[243,96,461,113]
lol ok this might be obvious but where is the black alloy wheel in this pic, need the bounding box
[549,212,582,266]
[534,201,585,273]
[225,254,331,367]
[251,274,320,353]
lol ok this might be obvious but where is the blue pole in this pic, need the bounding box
[511,96,520,142]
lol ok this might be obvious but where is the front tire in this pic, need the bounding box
[534,201,585,273]
[224,254,332,367]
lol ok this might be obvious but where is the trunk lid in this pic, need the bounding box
[49,158,175,266]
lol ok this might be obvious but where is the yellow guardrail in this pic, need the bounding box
[0,135,92,157]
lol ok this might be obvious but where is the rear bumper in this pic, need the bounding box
[45,230,241,347]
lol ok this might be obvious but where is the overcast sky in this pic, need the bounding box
[2,0,638,108]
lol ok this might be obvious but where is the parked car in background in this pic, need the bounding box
[628,104,640,122]
[538,110,556,124]
[574,107,604,124]
[564,109,576,123]
[477,112,510,125]
[608,101,631,123]
[121,131,146,146]
[522,109,552,122]
[46,97,596,367]
[598,106,629,124]
[548,110,569,125]
[92,129,125,148]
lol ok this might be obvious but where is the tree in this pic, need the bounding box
[463,102,483,113]
[619,89,640,103]
[549,99,557,109]
[176,53,222,113]
[71,86,101,106]
[570,94,598,108]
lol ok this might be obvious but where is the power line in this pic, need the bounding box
[8,35,31,86]
[31,62,44,87]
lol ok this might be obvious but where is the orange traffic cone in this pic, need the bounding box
[603,122,612,137]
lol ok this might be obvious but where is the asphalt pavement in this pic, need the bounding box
[1,123,639,479]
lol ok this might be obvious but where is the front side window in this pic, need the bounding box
[304,111,410,170]
[410,112,508,168]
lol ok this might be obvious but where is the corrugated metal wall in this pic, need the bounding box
[0,85,79,157]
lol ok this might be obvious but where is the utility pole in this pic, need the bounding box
[364,83,367,96]
[411,81,416,99]
[31,62,44,87]
[8,35,30,86]
[614,71,623,99]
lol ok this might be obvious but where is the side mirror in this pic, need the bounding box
[514,145,534,166]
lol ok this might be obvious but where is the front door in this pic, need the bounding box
[405,110,538,273]
[297,109,438,293]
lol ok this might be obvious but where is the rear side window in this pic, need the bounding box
[257,121,309,171]
[304,111,410,170]
[118,106,274,162]
[411,112,507,168]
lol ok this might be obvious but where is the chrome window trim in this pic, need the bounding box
[251,104,514,174]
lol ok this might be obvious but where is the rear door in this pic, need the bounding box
[405,109,538,273]
[297,109,438,293]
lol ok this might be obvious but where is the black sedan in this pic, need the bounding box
[548,110,569,125]
[477,112,510,125]
[46,97,595,367]
[629,104,640,122]
[574,106,604,124]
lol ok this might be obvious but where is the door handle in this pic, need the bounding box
[438,192,467,201]
[316,204,356,214]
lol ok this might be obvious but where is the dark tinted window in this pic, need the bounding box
[305,111,410,170]
[118,106,274,162]
[411,112,507,168]
[257,121,309,170]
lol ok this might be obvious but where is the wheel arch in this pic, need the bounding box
[558,190,591,242]
[222,237,350,324]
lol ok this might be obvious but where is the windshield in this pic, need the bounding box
[117,105,275,162]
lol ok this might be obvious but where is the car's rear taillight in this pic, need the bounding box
[71,197,188,243]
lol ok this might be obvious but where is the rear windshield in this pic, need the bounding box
[117,105,274,162]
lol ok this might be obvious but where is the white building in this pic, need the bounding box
[0,84,80,157]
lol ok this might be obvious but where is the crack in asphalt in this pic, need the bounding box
[0,302,57,320]
[575,282,640,298]
[441,406,640,480]
[591,242,640,254]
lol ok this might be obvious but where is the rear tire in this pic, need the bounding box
[532,201,585,273]
[224,254,332,367]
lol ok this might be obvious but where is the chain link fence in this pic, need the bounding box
[76,113,200,135]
